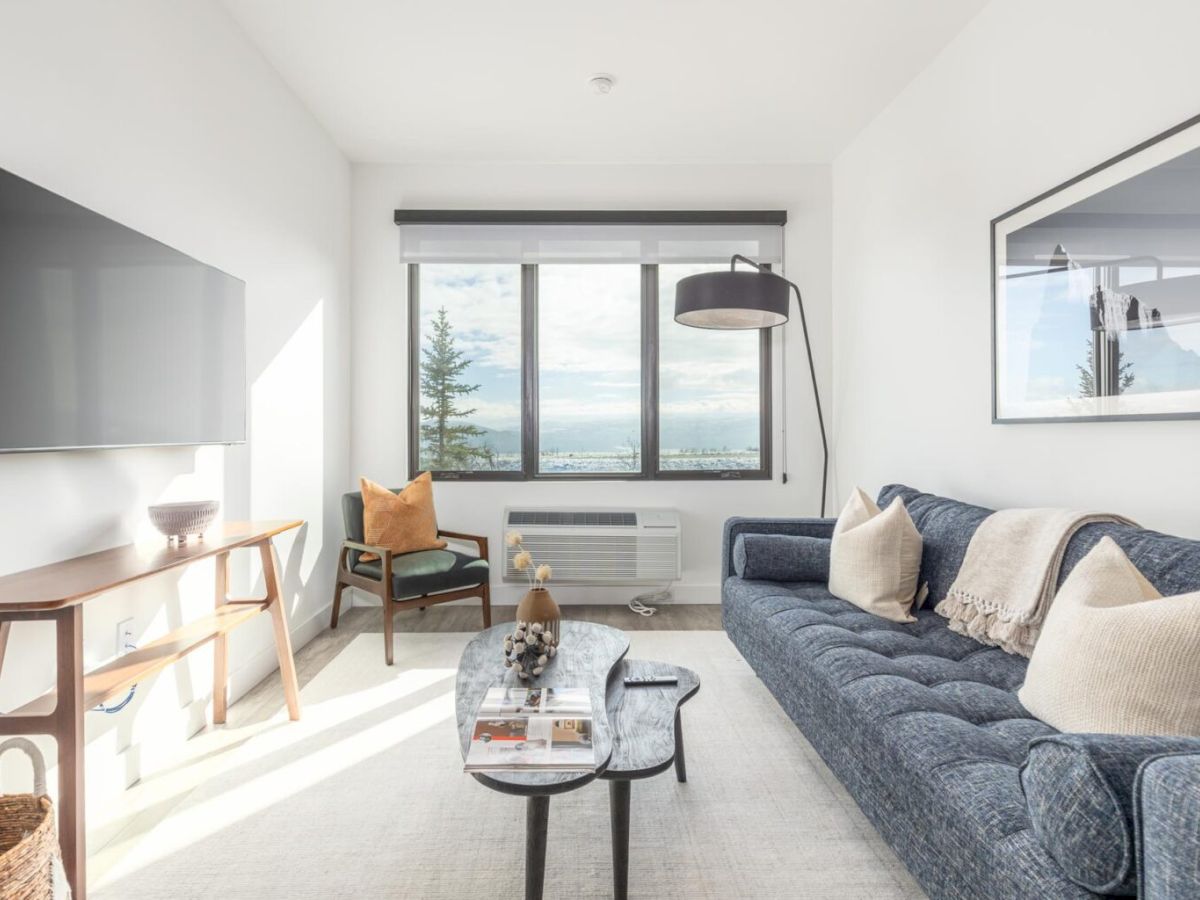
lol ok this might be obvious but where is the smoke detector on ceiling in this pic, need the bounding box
[588,74,615,95]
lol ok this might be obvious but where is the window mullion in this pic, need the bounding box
[760,325,773,480]
[761,264,773,481]
[522,263,538,480]
[407,264,421,481]
[642,264,659,480]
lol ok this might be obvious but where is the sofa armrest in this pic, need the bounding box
[1137,752,1200,899]
[722,517,836,582]
[1020,733,1200,895]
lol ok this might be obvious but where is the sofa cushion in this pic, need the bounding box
[354,548,488,599]
[1021,734,1200,895]
[732,533,830,582]
[723,575,1053,766]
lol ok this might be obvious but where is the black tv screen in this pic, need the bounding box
[0,167,245,452]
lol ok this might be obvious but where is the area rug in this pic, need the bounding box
[94,630,924,899]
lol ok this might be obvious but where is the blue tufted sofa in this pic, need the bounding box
[722,484,1200,899]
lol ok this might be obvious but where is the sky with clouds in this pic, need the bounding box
[417,263,762,452]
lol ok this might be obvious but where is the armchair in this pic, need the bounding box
[330,490,491,665]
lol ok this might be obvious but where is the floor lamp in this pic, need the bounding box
[673,254,828,517]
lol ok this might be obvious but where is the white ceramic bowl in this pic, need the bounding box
[148,500,219,543]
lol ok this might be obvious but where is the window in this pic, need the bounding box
[402,212,781,481]
[410,264,523,475]
[657,264,767,475]
[537,265,643,475]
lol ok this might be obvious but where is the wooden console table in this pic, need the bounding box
[0,520,304,899]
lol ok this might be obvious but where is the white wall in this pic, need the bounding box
[0,0,350,848]
[351,163,832,604]
[832,0,1200,537]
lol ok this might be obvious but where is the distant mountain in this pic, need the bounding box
[536,421,641,454]
[428,415,762,454]
[470,425,521,453]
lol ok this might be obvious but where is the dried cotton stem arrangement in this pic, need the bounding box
[502,621,557,680]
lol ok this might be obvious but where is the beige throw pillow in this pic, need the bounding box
[1019,536,1200,736]
[828,488,924,623]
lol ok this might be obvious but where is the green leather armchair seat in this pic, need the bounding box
[353,550,488,600]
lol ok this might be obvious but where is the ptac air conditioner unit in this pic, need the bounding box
[502,508,681,585]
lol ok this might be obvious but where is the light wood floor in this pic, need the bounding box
[229,602,722,728]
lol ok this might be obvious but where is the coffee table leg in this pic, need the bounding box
[526,795,550,900]
[609,779,631,900]
[674,708,688,783]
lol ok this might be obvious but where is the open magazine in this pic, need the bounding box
[464,686,596,773]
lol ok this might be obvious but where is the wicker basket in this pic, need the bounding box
[0,738,68,900]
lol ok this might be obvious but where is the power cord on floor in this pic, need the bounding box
[628,583,674,617]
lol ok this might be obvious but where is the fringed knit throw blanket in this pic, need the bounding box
[935,508,1137,657]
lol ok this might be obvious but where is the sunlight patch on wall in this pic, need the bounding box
[250,300,324,584]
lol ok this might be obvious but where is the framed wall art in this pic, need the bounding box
[993,113,1200,422]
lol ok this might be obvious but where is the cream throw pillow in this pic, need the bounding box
[1019,536,1200,736]
[828,488,924,623]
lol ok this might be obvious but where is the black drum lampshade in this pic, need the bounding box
[673,270,790,329]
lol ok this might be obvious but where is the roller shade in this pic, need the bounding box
[396,218,785,265]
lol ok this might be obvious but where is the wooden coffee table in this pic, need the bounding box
[455,622,699,900]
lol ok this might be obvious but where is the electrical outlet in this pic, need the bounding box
[116,617,135,657]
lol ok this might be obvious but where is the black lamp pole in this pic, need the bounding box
[673,254,828,517]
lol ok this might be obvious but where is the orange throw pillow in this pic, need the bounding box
[359,473,447,562]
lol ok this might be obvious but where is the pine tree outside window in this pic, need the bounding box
[420,307,489,469]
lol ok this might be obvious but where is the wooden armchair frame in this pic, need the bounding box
[330,530,491,665]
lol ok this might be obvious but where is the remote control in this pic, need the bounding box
[623,674,678,686]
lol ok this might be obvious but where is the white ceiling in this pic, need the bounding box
[222,0,986,165]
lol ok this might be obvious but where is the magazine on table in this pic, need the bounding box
[464,686,596,773]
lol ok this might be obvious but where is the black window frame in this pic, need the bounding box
[404,217,779,483]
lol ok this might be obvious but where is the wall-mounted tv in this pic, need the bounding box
[0,167,245,452]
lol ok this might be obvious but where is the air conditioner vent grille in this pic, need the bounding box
[507,510,637,528]
[502,507,681,585]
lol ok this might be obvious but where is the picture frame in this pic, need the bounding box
[992,112,1200,423]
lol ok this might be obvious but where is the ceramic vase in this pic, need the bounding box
[515,587,561,646]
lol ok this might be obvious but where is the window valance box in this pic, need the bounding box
[394,210,786,265]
